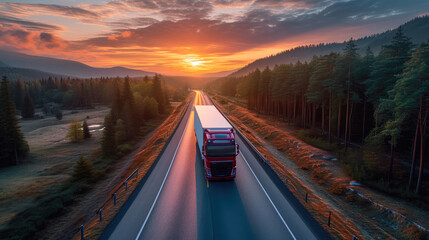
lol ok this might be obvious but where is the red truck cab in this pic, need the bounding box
[201,129,239,180]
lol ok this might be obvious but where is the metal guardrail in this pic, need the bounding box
[74,94,193,240]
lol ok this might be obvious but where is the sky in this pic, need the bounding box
[0,0,428,75]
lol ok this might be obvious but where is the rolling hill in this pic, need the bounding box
[0,50,155,79]
[228,15,429,77]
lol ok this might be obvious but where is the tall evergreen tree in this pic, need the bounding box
[343,38,359,149]
[121,76,138,138]
[111,79,122,122]
[152,74,165,114]
[21,87,35,118]
[101,114,116,157]
[367,28,414,181]
[82,120,91,139]
[14,80,24,111]
[0,76,28,167]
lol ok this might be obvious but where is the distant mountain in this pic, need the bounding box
[0,50,155,78]
[200,69,237,78]
[162,75,217,89]
[0,67,66,82]
[229,15,429,77]
[0,60,9,67]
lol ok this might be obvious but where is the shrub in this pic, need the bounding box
[328,183,348,195]
[55,109,63,120]
[297,129,338,151]
[66,120,84,142]
[363,135,384,180]
[117,143,133,156]
[311,167,331,185]
[338,150,366,181]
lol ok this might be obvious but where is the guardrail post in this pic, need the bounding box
[80,225,84,240]
[113,193,117,206]
[328,211,331,227]
[305,192,308,203]
[125,181,128,191]
[135,169,138,179]
[99,209,103,222]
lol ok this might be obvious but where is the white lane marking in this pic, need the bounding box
[240,152,297,240]
[135,108,189,240]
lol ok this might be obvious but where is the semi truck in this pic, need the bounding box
[194,105,239,180]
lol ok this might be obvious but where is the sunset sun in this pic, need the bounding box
[190,61,203,67]
[184,58,204,68]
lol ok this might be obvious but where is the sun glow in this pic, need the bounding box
[185,58,205,68]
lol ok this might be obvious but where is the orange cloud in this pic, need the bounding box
[0,24,67,53]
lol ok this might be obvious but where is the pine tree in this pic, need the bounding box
[82,120,91,139]
[143,76,149,83]
[142,96,159,119]
[366,28,414,181]
[21,87,34,118]
[0,76,28,167]
[72,156,94,181]
[152,74,165,114]
[343,38,359,149]
[101,114,116,157]
[111,79,122,122]
[14,80,24,111]
[121,76,137,138]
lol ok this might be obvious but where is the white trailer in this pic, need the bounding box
[194,105,232,158]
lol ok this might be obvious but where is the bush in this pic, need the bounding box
[55,109,63,120]
[297,129,338,151]
[339,150,366,181]
[117,143,133,156]
[66,120,84,142]
[72,156,94,181]
[311,167,331,184]
[328,183,348,195]
[363,135,384,180]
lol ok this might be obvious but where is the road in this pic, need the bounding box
[102,91,328,240]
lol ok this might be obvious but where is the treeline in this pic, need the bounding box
[9,74,186,119]
[229,15,429,78]
[212,27,429,194]
[0,73,182,168]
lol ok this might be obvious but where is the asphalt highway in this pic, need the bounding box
[102,91,327,240]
